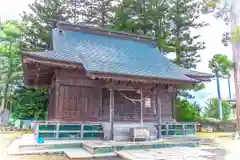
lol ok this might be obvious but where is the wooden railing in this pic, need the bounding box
[34,121,104,139]
[33,121,197,140]
[155,122,197,136]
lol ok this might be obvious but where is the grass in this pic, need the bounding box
[0,132,23,141]
[196,132,233,140]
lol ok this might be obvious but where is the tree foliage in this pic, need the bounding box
[176,99,201,122]
[203,97,232,120]
[209,54,233,77]
[83,0,117,27]
[11,86,48,120]
[167,0,208,69]
[0,21,23,114]
[21,0,79,51]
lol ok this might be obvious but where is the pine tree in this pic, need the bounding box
[112,0,173,51]
[21,0,79,51]
[0,21,23,115]
[167,0,208,69]
[84,0,117,27]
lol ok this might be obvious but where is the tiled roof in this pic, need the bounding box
[22,24,213,82]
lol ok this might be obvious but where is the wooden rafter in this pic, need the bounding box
[23,56,83,70]
[90,72,197,86]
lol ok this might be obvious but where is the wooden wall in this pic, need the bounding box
[58,85,101,121]
[100,89,157,122]
[48,68,174,122]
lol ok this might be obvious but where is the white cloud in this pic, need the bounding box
[0,0,33,21]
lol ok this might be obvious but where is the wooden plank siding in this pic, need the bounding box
[48,84,56,120]
[58,85,101,121]
[48,68,174,122]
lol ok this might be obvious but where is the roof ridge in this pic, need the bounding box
[56,21,156,43]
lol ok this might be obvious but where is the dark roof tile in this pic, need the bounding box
[22,24,213,82]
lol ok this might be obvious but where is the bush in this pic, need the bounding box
[176,99,201,122]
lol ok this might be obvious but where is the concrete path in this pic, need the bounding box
[116,147,218,160]
[0,133,13,158]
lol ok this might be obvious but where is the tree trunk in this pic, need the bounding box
[228,77,232,102]
[175,0,181,65]
[216,74,223,120]
[100,1,105,27]
[1,83,9,115]
[231,0,240,136]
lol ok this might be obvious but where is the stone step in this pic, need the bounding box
[82,140,200,155]
[64,148,118,160]
[12,134,83,152]
[18,142,82,152]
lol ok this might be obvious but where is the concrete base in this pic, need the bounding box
[7,133,203,159]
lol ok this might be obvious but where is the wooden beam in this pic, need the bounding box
[23,56,84,70]
[59,78,152,91]
[92,72,197,85]
[109,88,115,140]
[105,84,137,91]
[59,79,106,87]
[155,85,161,139]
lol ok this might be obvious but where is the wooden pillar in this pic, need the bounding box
[172,86,176,120]
[140,90,143,128]
[155,85,161,139]
[109,88,115,140]
[55,80,60,119]
[53,68,60,120]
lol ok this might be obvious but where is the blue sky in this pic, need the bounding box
[0,0,234,107]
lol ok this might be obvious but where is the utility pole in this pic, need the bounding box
[231,0,240,138]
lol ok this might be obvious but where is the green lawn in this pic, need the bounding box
[197,132,233,140]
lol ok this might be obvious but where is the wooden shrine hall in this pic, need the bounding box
[21,22,213,140]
